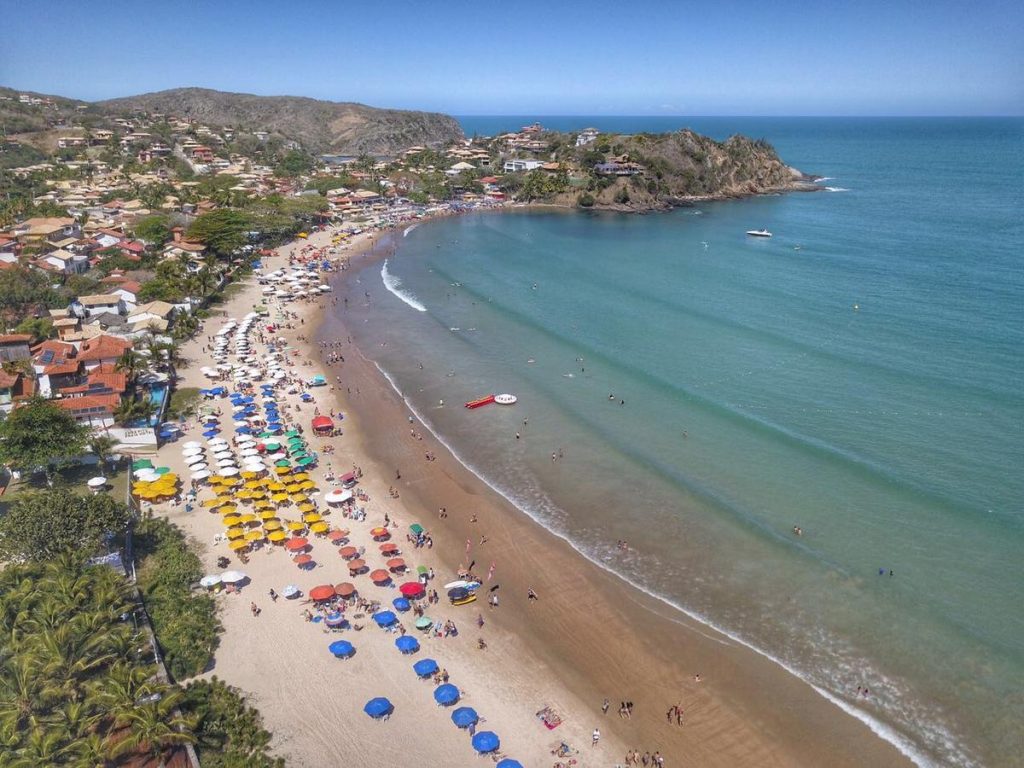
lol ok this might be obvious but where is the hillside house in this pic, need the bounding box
[503,159,544,173]
[36,248,90,275]
[31,340,81,397]
[73,294,127,317]
[576,128,600,147]
[13,217,81,245]
[0,334,33,363]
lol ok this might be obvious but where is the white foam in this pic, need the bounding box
[371,362,942,768]
[380,259,427,312]
[403,223,419,237]
[826,186,850,192]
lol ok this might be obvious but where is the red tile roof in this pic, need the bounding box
[54,392,121,415]
[77,334,132,362]
[0,333,33,344]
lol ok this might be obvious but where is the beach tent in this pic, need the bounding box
[329,640,355,658]
[451,706,478,728]
[363,697,392,719]
[472,731,500,753]
[311,415,334,434]
[433,684,459,706]
[413,658,438,678]
[395,635,419,654]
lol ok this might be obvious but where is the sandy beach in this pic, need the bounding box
[149,222,915,768]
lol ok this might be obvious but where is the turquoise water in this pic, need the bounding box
[336,118,1024,766]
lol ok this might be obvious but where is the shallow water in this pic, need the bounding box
[330,118,1024,767]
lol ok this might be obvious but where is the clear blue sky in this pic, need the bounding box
[2,0,1021,115]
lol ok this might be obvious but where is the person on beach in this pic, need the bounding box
[592,728,600,747]
[602,698,610,715]
[527,588,538,603]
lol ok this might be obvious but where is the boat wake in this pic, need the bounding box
[381,260,427,312]
[825,186,850,192]
[403,223,419,237]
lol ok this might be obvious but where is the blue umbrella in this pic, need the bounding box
[372,611,397,627]
[202,430,219,438]
[451,706,478,728]
[240,396,254,404]
[328,640,354,658]
[235,426,252,434]
[395,635,419,654]
[363,697,392,718]
[496,760,523,768]
[392,597,411,612]
[433,683,459,706]
[472,731,500,753]
[413,658,438,678]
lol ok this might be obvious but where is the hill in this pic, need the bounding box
[97,87,464,155]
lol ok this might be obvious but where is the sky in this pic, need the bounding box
[1,0,1021,115]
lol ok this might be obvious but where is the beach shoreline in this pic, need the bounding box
[309,215,918,767]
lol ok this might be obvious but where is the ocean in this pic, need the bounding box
[335,117,1024,767]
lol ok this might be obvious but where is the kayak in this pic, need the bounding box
[464,395,495,409]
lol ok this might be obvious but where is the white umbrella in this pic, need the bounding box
[217,458,238,468]
[241,448,260,457]
[191,469,211,481]
[185,455,207,466]
[203,369,219,379]
[183,441,202,449]
[87,476,107,489]
[187,463,208,472]
[281,584,301,598]
[213,448,234,458]
[182,447,204,458]
[200,574,221,588]
[208,437,228,447]
[220,467,240,477]
[325,489,353,505]
[220,570,247,584]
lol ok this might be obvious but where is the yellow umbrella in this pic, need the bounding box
[228,539,249,551]
[259,511,279,521]
[263,520,283,531]
[222,514,242,527]
[241,471,260,480]
[303,513,322,524]
[297,502,316,513]
[271,493,289,503]
[226,527,245,539]
[223,478,242,487]
[291,493,309,503]
[285,483,302,493]
[244,480,263,489]
[245,530,265,542]
[267,482,286,492]
[274,466,291,475]
[268,530,287,543]
[161,473,178,483]
[239,513,257,524]
[291,473,310,482]
[255,501,275,511]
[287,521,306,532]
[208,476,226,485]
[200,498,221,508]
[298,481,317,491]
[218,505,238,515]
[310,521,329,534]
[249,491,267,500]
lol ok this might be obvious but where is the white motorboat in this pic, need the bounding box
[746,229,772,238]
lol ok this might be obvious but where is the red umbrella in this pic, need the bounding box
[328,529,349,543]
[285,537,309,552]
[293,554,313,566]
[369,569,390,583]
[379,542,399,554]
[399,581,425,598]
[370,527,390,540]
[386,558,406,571]
[311,415,333,431]
[309,584,336,601]
[334,582,356,597]
[347,558,366,573]
[338,546,359,559]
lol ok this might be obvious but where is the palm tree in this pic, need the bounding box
[113,398,155,427]
[89,434,119,469]
[115,349,145,385]
[60,730,112,768]
[105,691,194,763]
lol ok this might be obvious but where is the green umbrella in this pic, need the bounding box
[132,459,153,471]
[258,431,276,439]
[287,436,305,444]
[414,617,432,630]
[296,456,316,466]
[274,459,291,468]
[285,430,301,438]
[264,442,281,452]
[287,444,306,453]
[410,523,424,535]
[290,452,308,461]
[416,565,428,576]
[154,466,171,475]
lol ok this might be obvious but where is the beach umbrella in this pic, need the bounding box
[222,514,242,526]
[328,529,348,543]
[132,459,153,471]
[338,546,358,559]
[202,430,219,438]
[370,569,390,584]
[395,635,419,654]
[363,697,392,719]
[199,574,221,588]
[263,519,283,531]
[260,510,278,520]
[268,530,287,542]
[387,558,406,572]
[472,731,499,753]
[399,582,425,599]
[183,441,201,449]
[372,611,397,628]
[191,469,212,481]
[496,760,523,768]
[410,523,424,535]
[286,521,305,532]
[185,455,206,466]
[285,537,309,552]
[220,571,248,584]
[245,530,264,542]
[379,542,399,554]
[414,616,433,630]
[328,640,355,659]
[392,597,411,612]
[451,706,478,728]
[324,612,346,628]
[335,582,356,598]
[309,585,336,601]
[413,658,438,678]
[293,554,313,566]
[310,521,329,534]
[347,559,366,573]
[296,456,316,467]
[221,467,240,477]
[282,584,301,598]
[370,527,390,540]
[209,437,228,447]
[87,476,107,489]
[433,684,459,706]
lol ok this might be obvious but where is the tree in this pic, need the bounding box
[0,267,59,329]
[0,489,131,562]
[132,214,171,246]
[12,316,54,342]
[88,434,119,467]
[0,396,89,476]
[187,209,250,258]
[113,397,155,427]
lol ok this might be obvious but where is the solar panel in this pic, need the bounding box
[40,350,54,364]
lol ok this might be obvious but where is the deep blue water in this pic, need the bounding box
[338,118,1024,767]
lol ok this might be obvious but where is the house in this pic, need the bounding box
[36,248,90,275]
[594,161,644,176]
[0,369,34,414]
[74,294,127,317]
[503,159,544,173]
[52,316,82,340]
[127,301,175,330]
[77,334,132,372]
[0,236,18,262]
[106,280,143,306]
[13,217,81,244]
[91,129,114,144]
[0,333,33,362]
[53,392,122,427]
[31,340,81,396]
[575,128,600,147]
[188,145,215,163]
[57,136,89,149]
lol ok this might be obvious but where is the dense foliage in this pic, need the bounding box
[133,516,221,681]
[0,554,195,766]
[0,395,90,474]
[182,678,285,768]
[0,488,131,562]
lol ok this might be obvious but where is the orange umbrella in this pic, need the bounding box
[338,546,359,559]
[328,529,348,543]
[370,527,390,540]
[379,542,399,554]
[293,554,313,566]
[347,559,366,573]
[285,537,309,552]
[387,558,406,571]
[309,584,336,601]
[370,569,390,583]
[335,582,356,597]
